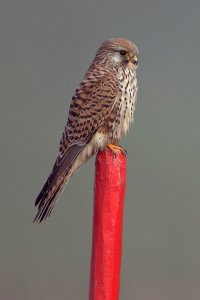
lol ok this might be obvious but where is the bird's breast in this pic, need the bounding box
[110,68,138,141]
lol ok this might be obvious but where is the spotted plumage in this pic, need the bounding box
[34,38,139,222]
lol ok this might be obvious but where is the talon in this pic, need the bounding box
[107,144,126,155]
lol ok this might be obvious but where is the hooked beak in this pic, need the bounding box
[132,54,138,65]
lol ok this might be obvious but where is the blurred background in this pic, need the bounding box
[1,0,200,299]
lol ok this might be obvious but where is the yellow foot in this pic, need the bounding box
[106,144,127,155]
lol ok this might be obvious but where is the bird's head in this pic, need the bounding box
[94,38,139,70]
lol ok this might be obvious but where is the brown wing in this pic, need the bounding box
[34,66,119,222]
[63,67,118,146]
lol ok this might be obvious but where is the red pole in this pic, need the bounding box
[89,148,126,300]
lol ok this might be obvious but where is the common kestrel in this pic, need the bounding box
[34,38,139,222]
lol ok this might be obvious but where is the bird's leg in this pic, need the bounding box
[106,144,127,155]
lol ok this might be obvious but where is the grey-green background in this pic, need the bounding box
[1,0,200,299]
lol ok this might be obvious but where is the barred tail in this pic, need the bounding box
[34,144,86,223]
[33,172,70,223]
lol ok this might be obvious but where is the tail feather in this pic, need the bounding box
[34,143,86,223]
[34,139,95,223]
[34,176,66,223]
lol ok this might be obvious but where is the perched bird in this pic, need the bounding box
[34,38,139,223]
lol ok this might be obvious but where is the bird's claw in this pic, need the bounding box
[106,144,127,156]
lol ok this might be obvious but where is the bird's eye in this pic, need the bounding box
[120,50,127,56]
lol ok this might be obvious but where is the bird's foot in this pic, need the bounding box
[106,144,127,156]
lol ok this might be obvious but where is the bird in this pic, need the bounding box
[34,38,139,223]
